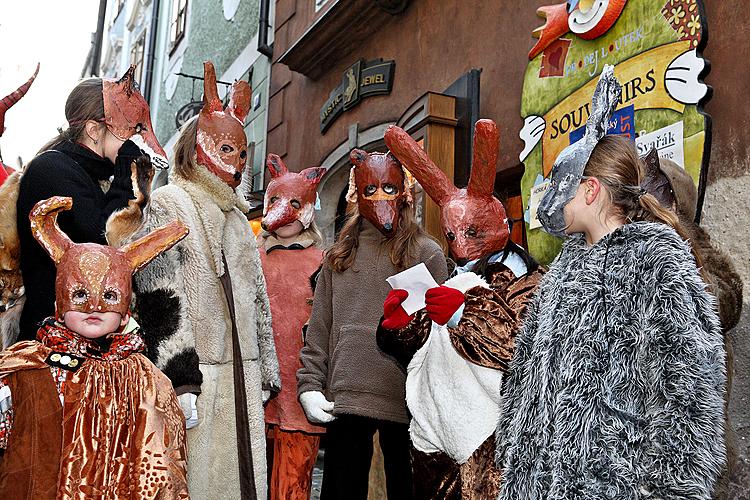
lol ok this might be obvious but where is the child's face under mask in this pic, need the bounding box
[63,311,128,339]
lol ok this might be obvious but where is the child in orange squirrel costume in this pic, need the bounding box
[259,154,327,500]
[0,196,189,499]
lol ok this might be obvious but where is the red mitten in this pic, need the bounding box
[425,286,465,325]
[382,289,414,330]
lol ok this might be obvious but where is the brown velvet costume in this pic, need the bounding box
[0,338,188,499]
[377,260,543,499]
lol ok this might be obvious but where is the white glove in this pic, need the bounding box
[178,392,199,429]
[262,390,271,404]
[299,391,336,424]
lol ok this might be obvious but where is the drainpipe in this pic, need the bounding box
[90,0,108,76]
[144,0,161,103]
[258,0,273,58]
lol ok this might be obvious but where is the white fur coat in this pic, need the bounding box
[134,167,280,499]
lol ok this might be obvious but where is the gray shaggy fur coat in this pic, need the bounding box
[495,222,725,500]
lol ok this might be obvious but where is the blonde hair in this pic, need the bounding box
[585,135,704,269]
[171,117,200,181]
[325,202,432,273]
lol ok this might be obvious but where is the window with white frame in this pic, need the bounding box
[130,32,146,84]
[169,0,188,53]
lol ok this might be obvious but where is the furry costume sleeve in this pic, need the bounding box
[297,263,333,396]
[639,239,726,498]
[133,195,202,395]
[250,247,281,392]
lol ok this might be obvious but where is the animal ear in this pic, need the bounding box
[640,148,675,209]
[29,196,75,264]
[266,154,289,178]
[301,167,327,187]
[201,61,223,115]
[116,65,138,96]
[350,149,368,167]
[468,119,499,196]
[120,221,189,273]
[228,80,251,123]
[384,125,456,205]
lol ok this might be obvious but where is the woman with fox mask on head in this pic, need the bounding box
[297,148,448,499]
[131,62,281,499]
[15,67,168,341]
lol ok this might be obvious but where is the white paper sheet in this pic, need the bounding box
[386,263,439,315]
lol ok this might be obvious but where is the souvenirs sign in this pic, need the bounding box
[320,58,395,133]
[519,0,711,264]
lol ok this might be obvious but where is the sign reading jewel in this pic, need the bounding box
[320,59,395,133]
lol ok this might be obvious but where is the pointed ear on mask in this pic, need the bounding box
[301,166,326,187]
[29,196,75,264]
[350,149,368,167]
[227,80,251,124]
[467,119,499,197]
[120,221,189,273]
[116,65,138,96]
[383,125,456,205]
[266,153,289,178]
[201,61,223,115]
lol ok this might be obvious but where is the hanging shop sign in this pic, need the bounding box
[518,0,711,264]
[320,58,395,133]
[175,100,204,129]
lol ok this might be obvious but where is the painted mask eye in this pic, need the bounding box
[269,196,279,204]
[71,288,89,304]
[220,144,235,154]
[446,231,456,242]
[290,199,301,209]
[240,150,247,160]
[466,227,478,238]
[103,289,120,304]
[364,185,377,196]
[382,184,398,195]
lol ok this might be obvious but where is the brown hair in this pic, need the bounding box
[325,202,433,273]
[584,135,704,269]
[39,78,104,153]
[171,117,200,181]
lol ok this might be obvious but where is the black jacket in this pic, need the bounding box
[16,140,136,340]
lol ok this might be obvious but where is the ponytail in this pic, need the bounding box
[584,135,705,274]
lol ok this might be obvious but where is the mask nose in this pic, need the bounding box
[383,223,393,233]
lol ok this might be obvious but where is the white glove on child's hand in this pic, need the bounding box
[299,391,336,424]
[178,392,199,429]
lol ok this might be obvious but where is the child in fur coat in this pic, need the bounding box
[496,68,725,500]
[0,196,189,499]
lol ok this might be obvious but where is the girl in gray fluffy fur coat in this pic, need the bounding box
[495,135,726,500]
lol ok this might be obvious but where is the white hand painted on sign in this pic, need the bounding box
[664,49,708,105]
[519,115,546,162]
